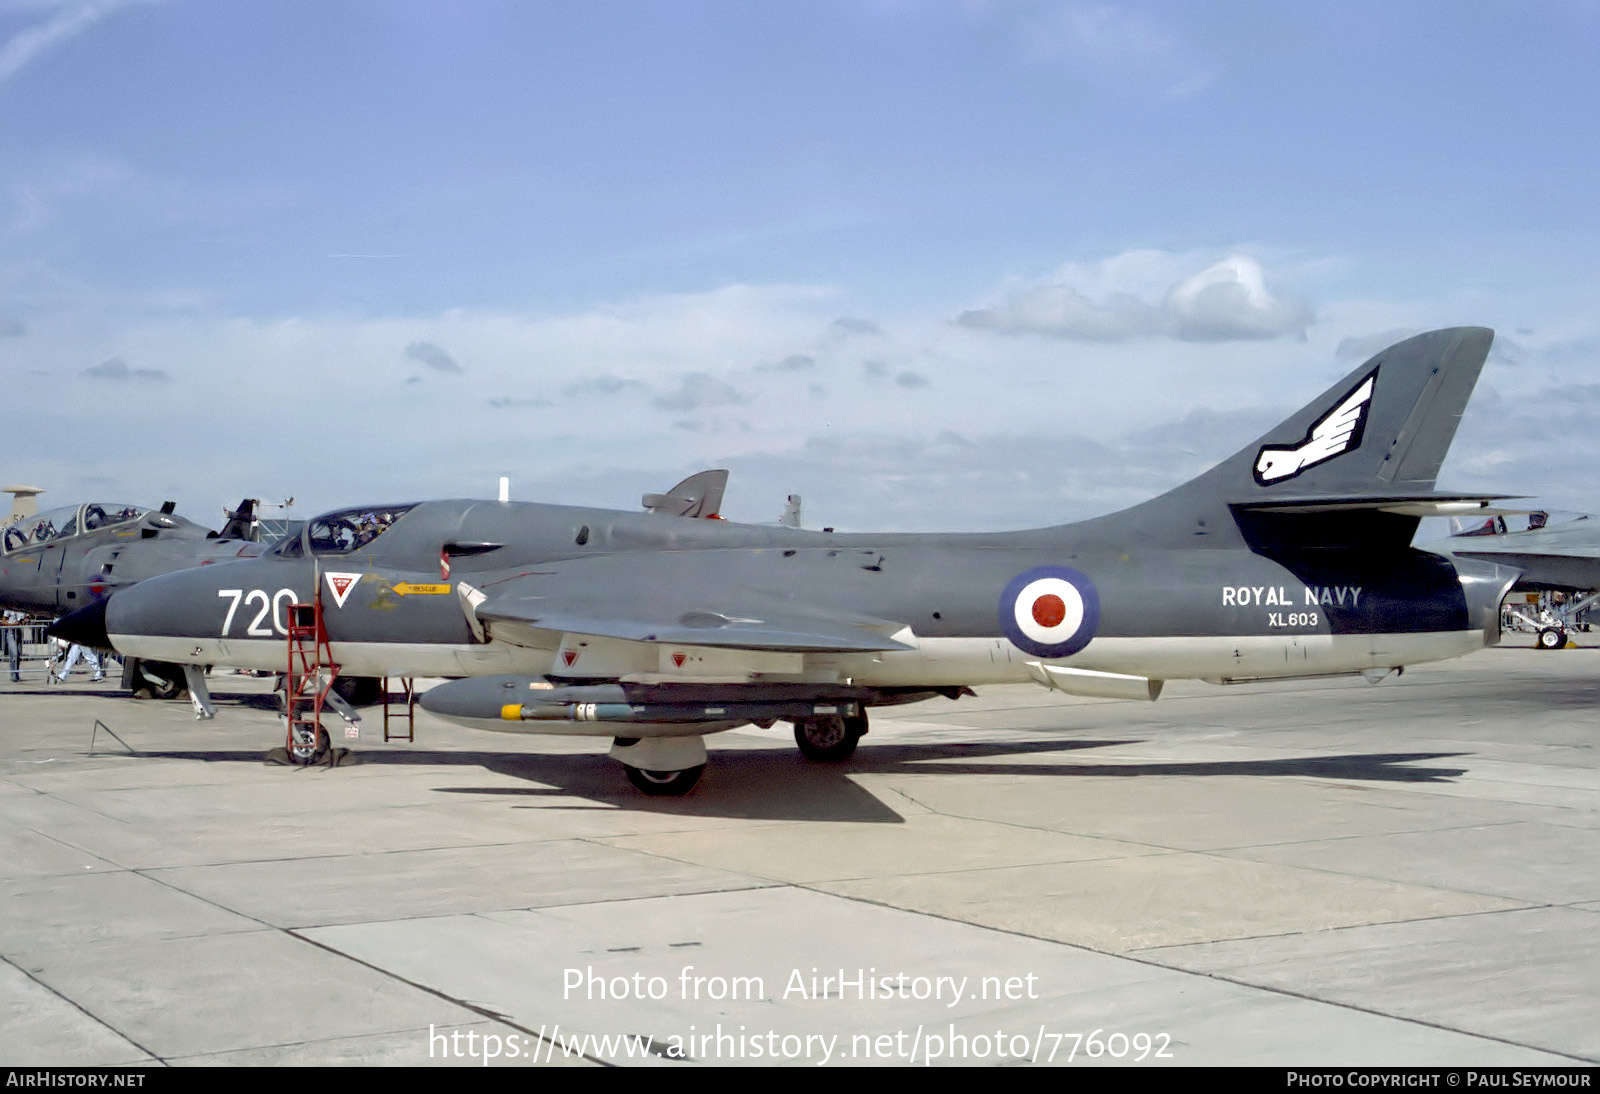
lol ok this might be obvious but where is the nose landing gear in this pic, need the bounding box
[1537,626,1568,650]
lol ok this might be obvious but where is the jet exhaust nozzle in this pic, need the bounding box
[1453,558,1522,648]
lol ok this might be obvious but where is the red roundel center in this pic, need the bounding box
[1031,594,1067,629]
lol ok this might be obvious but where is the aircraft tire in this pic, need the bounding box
[793,713,865,763]
[288,726,331,765]
[1537,627,1567,650]
[624,764,704,796]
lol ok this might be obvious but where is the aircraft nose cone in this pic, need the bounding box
[48,598,111,650]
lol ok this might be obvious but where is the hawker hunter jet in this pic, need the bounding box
[3,498,273,696]
[62,328,1517,794]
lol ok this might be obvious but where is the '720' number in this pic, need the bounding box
[218,589,298,637]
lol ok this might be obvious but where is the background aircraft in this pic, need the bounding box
[1443,513,1600,648]
[61,328,1518,794]
[1,497,266,696]
[4,485,45,527]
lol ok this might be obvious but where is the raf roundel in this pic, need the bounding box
[999,566,1100,658]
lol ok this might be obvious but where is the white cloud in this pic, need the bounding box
[958,250,1313,342]
[6,270,1588,534]
[1164,256,1313,341]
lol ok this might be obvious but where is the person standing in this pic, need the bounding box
[2,608,25,682]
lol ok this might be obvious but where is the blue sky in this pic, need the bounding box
[3,1,1599,532]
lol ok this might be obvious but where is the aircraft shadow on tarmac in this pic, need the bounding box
[103,736,1470,824]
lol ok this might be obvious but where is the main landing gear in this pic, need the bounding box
[624,764,706,796]
[792,711,868,763]
[611,736,707,797]
[1537,626,1568,650]
[605,709,873,796]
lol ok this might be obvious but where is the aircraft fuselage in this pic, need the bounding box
[101,499,1502,691]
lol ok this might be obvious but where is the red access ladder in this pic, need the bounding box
[382,676,416,742]
[284,592,339,761]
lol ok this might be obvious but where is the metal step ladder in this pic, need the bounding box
[382,676,417,742]
[284,594,342,763]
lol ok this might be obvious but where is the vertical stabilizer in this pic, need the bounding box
[3,485,44,527]
[1088,328,1495,549]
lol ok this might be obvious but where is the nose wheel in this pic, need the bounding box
[1537,626,1567,650]
[793,712,867,762]
[288,723,330,765]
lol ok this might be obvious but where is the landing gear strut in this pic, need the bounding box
[793,712,867,762]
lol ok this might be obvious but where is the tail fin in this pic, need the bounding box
[3,484,44,526]
[217,498,260,541]
[1101,328,1501,549]
[641,469,728,519]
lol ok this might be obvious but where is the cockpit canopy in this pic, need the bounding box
[1,503,148,554]
[272,505,415,557]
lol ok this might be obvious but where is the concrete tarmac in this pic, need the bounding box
[2,640,1596,1067]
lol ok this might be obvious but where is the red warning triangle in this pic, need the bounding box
[324,572,361,609]
[671,652,686,668]
[562,649,579,667]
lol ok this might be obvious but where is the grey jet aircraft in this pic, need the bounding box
[1442,513,1600,648]
[1,498,265,696]
[59,328,1519,794]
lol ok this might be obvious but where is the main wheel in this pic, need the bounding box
[793,713,865,762]
[624,764,704,796]
[1537,627,1566,650]
[288,725,330,765]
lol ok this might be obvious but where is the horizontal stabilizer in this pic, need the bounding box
[1234,493,1520,517]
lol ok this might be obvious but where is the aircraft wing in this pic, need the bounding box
[1453,546,1600,561]
[470,551,913,652]
[1438,517,1600,591]
[1445,548,1600,592]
